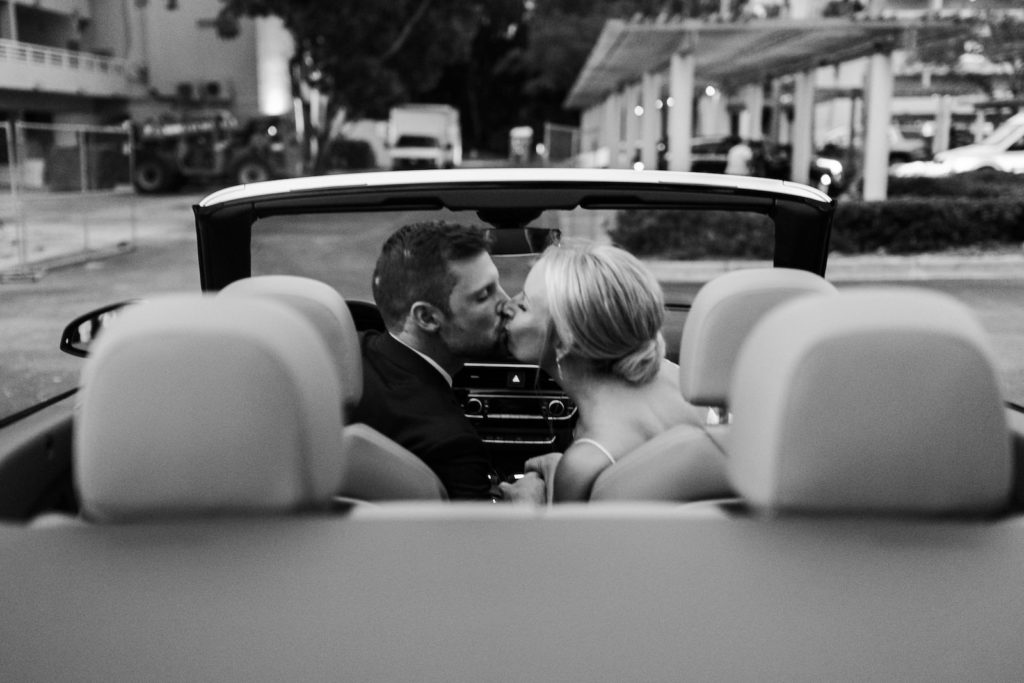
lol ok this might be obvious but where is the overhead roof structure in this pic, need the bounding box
[565,18,974,109]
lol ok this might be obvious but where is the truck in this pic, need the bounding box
[131,110,298,193]
[387,104,462,170]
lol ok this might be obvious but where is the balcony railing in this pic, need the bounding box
[0,38,125,74]
[0,39,132,97]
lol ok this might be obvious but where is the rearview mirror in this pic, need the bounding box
[60,301,135,357]
[489,227,561,256]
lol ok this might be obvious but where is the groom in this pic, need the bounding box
[351,220,543,502]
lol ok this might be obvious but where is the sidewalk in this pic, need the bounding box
[2,190,1023,282]
[0,192,197,280]
[644,250,1024,283]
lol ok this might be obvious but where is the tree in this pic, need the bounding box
[218,0,696,158]
[219,1,526,118]
[218,0,525,162]
[914,14,1024,99]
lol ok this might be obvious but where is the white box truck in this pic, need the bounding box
[388,104,462,170]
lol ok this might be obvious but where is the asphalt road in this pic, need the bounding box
[2,193,1023,419]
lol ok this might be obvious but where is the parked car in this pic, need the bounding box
[689,135,846,196]
[893,113,1024,178]
[1,168,1022,680]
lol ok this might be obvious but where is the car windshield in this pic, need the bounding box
[395,135,440,147]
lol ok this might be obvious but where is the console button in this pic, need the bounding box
[546,399,566,417]
[465,397,484,415]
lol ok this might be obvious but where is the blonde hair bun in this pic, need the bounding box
[540,241,665,385]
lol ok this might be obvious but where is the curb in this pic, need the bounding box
[644,252,1024,283]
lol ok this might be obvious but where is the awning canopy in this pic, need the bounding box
[565,18,973,109]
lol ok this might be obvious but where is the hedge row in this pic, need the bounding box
[610,172,1024,258]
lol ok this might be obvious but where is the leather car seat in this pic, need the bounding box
[75,294,346,521]
[726,287,1012,515]
[590,268,836,503]
[678,267,838,418]
[219,276,447,502]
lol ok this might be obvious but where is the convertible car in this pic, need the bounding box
[1,168,1023,680]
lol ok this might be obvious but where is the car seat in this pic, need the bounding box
[74,294,346,521]
[219,276,448,502]
[590,268,836,502]
[726,287,1012,515]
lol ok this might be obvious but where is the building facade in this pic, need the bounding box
[0,0,292,131]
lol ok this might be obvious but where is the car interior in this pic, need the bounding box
[2,170,1024,678]
[4,273,1024,680]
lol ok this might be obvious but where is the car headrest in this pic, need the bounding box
[74,294,346,522]
[219,275,362,410]
[678,268,836,408]
[726,288,1012,516]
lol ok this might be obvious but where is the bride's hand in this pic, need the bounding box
[524,451,563,483]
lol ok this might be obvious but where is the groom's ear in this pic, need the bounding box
[410,301,442,333]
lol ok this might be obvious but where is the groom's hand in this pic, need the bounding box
[498,471,546,505]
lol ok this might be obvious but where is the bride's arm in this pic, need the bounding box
[551,444,614,503]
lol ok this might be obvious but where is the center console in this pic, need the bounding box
[453,363,577,479]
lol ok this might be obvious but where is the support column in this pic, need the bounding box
[668,52,695,172]
[602,93,620,168]
[862,50,893,201]
[698,89,729,137]
[933,94,952,155]
[790,70,815,186]
[768,78,783,143]
[641,71,660,171]
[7,0,17,42]
[624,83,641,169]
[741,84,765,141]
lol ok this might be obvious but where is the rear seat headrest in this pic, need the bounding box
[726,288,1012,516]
[75,294,346,522]
[678,268,837,408]
[219,275,362,409]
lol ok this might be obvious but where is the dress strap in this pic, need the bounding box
[571,438,616,465]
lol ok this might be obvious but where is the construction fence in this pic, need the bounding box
[0,121,137,280]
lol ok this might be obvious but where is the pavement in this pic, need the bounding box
[645,250,1024,283]
[1,189,1023,283]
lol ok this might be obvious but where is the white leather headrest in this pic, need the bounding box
[727,288,1011,516]
[219,276,362,409]
[75,294,346,522]
[679,268,836,407]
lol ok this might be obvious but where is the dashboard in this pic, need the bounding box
[454,363,577,479]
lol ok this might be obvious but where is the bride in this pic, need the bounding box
[500,240,704,502]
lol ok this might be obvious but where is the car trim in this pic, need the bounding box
[197,168,831,207]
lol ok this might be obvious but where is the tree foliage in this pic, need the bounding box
[218,0,522,121]
[915,14,1024,98]
[218,0,693,153]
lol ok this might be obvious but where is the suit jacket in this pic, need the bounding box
[350,331,492,500]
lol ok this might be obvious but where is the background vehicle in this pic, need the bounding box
[689,136,846,196]
[131,110,298,193]
[818,124,929,166]
[387,103,462,170]
[929,112,1024,175]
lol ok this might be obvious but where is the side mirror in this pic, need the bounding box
[60,301,135,357]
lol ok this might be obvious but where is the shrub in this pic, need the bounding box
[610,173,1024,258]
[888,169,1024,200]
[829,198,1024,255]
[610,209,774,259]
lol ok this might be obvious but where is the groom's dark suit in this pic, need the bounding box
[350,330,492,500]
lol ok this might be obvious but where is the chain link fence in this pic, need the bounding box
[1,121,136,281]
